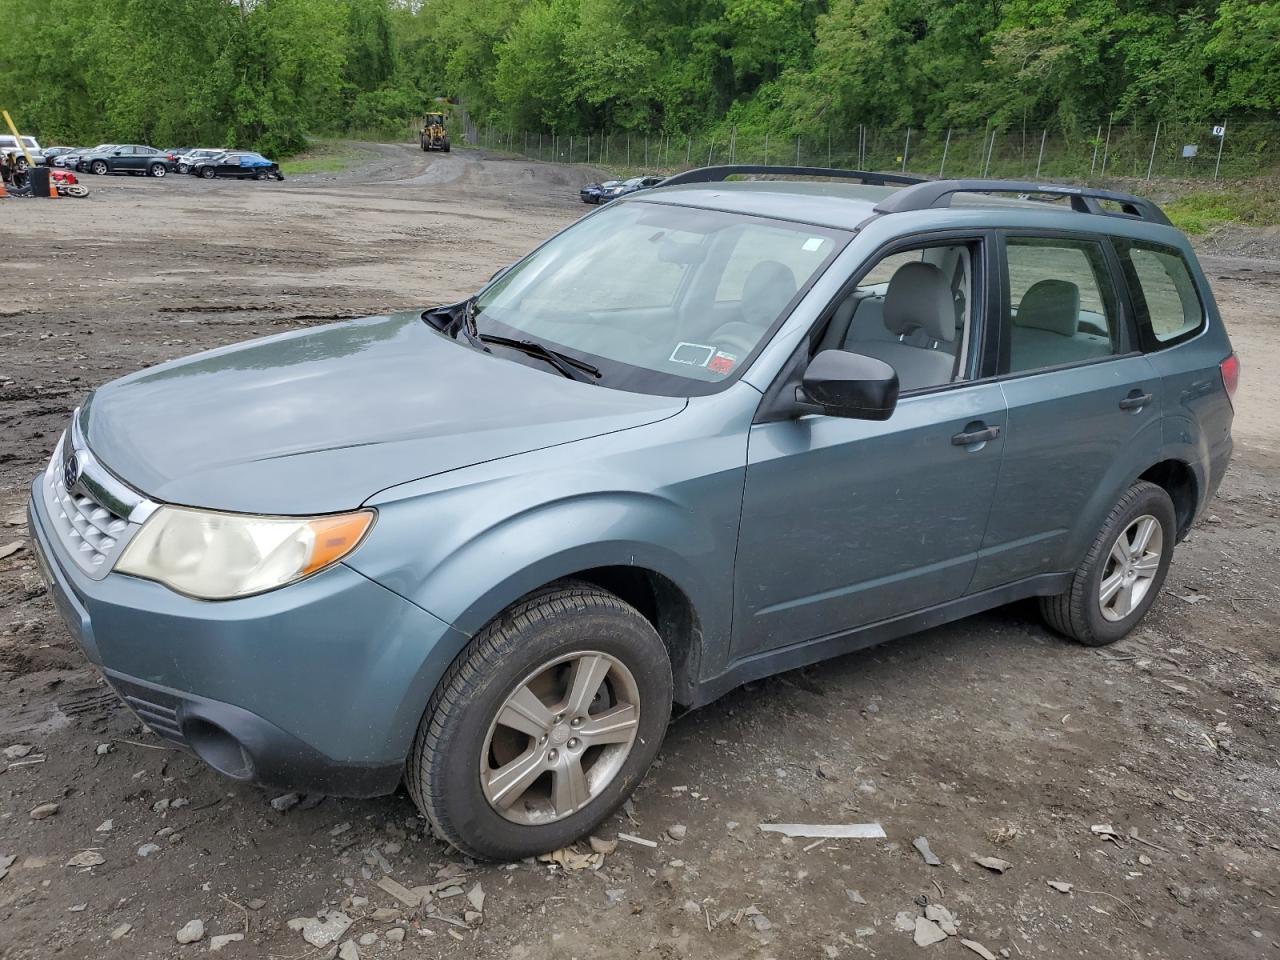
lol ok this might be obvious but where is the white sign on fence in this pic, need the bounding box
[1182,144,1199,158]
[1212,125,1226,137]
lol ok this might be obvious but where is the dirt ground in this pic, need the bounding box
[0,143,1277,960]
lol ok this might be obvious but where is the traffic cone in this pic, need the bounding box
[48,175,58,198]
[0,180,7,198]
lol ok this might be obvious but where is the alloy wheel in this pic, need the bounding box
[480,651,640,825]
[1099,514,1163,622]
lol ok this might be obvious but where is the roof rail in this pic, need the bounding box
[660,165,925,188]
[873,179,1171,225]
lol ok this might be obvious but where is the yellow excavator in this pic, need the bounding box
[420,113,450,153]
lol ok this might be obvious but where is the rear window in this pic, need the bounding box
[1115,240,1204,347]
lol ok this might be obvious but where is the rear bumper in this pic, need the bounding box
[28,478,467,798]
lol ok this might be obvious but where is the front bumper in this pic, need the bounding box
[29,478,467,797]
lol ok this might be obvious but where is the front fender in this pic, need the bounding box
[345,405,753,691]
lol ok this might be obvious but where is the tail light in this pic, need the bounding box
[1219,353,1240,407]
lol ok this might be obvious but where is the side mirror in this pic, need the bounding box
[799,350,899,420]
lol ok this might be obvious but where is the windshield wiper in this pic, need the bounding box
[422,297,488,352]
[478,334,601,383]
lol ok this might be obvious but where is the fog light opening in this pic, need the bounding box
[184,719,254,780]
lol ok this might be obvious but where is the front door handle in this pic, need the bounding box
[952,424,1001,446]
[1119,391,1153,411]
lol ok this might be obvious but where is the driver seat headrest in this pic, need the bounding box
[883,261,955,343]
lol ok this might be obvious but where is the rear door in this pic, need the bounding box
[970,232,1160,591]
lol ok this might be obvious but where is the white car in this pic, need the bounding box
[0,134,43,170]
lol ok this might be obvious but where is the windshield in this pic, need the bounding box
[471,200,846,396]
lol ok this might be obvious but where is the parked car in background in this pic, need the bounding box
[63,145,114,172]
[177,149,224,174]
[0,135,43,170]
[25,166,1234,861]
[580,179,622,204]
[191,151,284,180]
[599,175,664,202]
[41,147,78,166]
[82,144,171,177]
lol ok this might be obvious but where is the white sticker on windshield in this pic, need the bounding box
[802,237,826,252]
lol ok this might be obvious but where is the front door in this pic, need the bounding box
[732,236,1005,658]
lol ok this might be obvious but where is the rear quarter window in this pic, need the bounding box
[1115,240,1205,347]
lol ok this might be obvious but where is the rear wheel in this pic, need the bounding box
[149,162,166,178]
[406,582,672,860]
[200,166,215,179]
[1040,481,1176,646]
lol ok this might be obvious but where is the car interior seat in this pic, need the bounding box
[708,260,798,356]
[1009,279,1110,369]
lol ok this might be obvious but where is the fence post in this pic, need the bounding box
[1145,120,1161,181]
[1213,121,1227,180]
[828,124,832,167]
[982,126,995,177]
[1034,128,1047,178]
[1100,114,1113,177]
[1090,124,1101,176]
[730,126,737,164]
[626,132,631,166]
[901,127,911,173]
[939,127,952,178]
[795,134,801,165]
[707,134,715,166]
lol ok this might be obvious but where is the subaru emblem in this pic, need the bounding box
[63,452,81,491]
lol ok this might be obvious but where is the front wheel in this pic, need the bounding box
[1040,480,1176,646]
[200,166,215,179]
[406,582,672,861]
[90,160,108,176]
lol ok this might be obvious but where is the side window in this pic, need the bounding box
[1004,237,1120,374]
[1115,241,1204,345]
[819,241,977,393]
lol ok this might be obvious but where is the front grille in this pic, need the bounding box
[45,463,129,575]
[40,411,155,581]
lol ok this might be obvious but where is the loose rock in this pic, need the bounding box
[914,917,948,946]
[96,819,113,833]
[338,940,360,960]
[385,927,405,943]
[588,835,618,855]
[667,824,687,842]
[30,802,59,820]
[137,843,161,858]
[466,882,485,912]
[66,851,105,868]
[109,923,132,941]
[960,938,998,960]
[288,912,353,948]
[972,855,1011,873]
[4,744,33,759]
[210,933,244,952]
[1047,880,1073,893]
[0,541,25,560]
[913,836,942,866]
[270,793,301,813]
[175,919,205,944]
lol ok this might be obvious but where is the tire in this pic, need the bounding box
[178,164,190,174]
[1040,480,1176,646]
[442,140,450,153]
[149,163,166,178]
[407,581,673,861]
[254,170,267,180]
[64,184,89,198]
[91,160,108,176]
[200,166,215,179]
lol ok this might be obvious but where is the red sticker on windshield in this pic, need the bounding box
[708,351,738,375]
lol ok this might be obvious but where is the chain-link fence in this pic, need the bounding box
[472,119,1277,182]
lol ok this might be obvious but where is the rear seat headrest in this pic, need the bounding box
[1016,279,1080,337]
[883,261,955,343]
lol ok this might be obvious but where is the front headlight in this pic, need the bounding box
[116,506,374,600]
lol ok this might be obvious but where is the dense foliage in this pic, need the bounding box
[2,0,1276,153]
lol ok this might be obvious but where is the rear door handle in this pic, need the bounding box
[1119,392,1153,411]
[952,425,1001,446]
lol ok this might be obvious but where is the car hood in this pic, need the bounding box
[83,312,686,514]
